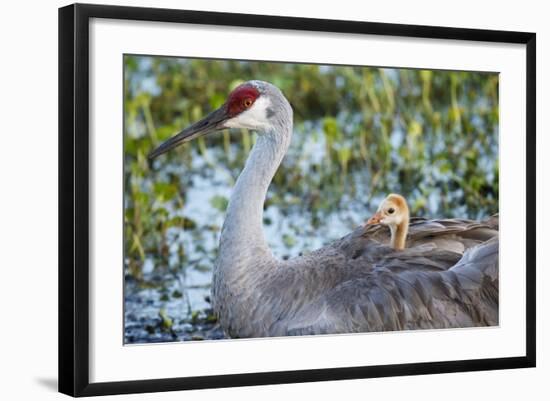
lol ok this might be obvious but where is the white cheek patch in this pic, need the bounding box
[225,97,272,130]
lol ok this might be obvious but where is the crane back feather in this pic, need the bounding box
[213,217,499,338]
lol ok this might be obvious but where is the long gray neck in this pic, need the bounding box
[218,125,292,272]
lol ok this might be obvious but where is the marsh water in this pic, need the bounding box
[123,57,499,343]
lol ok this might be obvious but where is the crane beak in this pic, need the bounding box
[366,211,383,225]
[148,106,229,159]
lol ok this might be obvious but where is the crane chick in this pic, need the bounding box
[366,194,410,250]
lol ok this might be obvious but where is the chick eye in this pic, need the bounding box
[243,98,253,108]
[387,208,395,214]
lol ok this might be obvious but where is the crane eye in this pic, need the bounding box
[243,98,253,108]
[387,208,395,214]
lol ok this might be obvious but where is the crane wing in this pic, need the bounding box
[267,218,499,336]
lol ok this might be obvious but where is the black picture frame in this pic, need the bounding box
[58,3,536,397]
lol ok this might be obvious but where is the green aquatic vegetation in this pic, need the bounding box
[209,195,229,212]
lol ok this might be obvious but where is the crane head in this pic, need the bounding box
[148,80,279,159]
[367,194,410,228]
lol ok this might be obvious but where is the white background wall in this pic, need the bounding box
[0,0,546,399]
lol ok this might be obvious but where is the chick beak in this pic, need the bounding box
[366,211,383,225]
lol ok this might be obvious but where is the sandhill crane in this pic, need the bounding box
[149,80,499,338]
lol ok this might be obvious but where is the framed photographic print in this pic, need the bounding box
[58,3,536,397]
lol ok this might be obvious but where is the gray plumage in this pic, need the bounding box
[213,218,498,338]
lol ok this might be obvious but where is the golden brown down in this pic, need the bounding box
[367,194,410,250]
